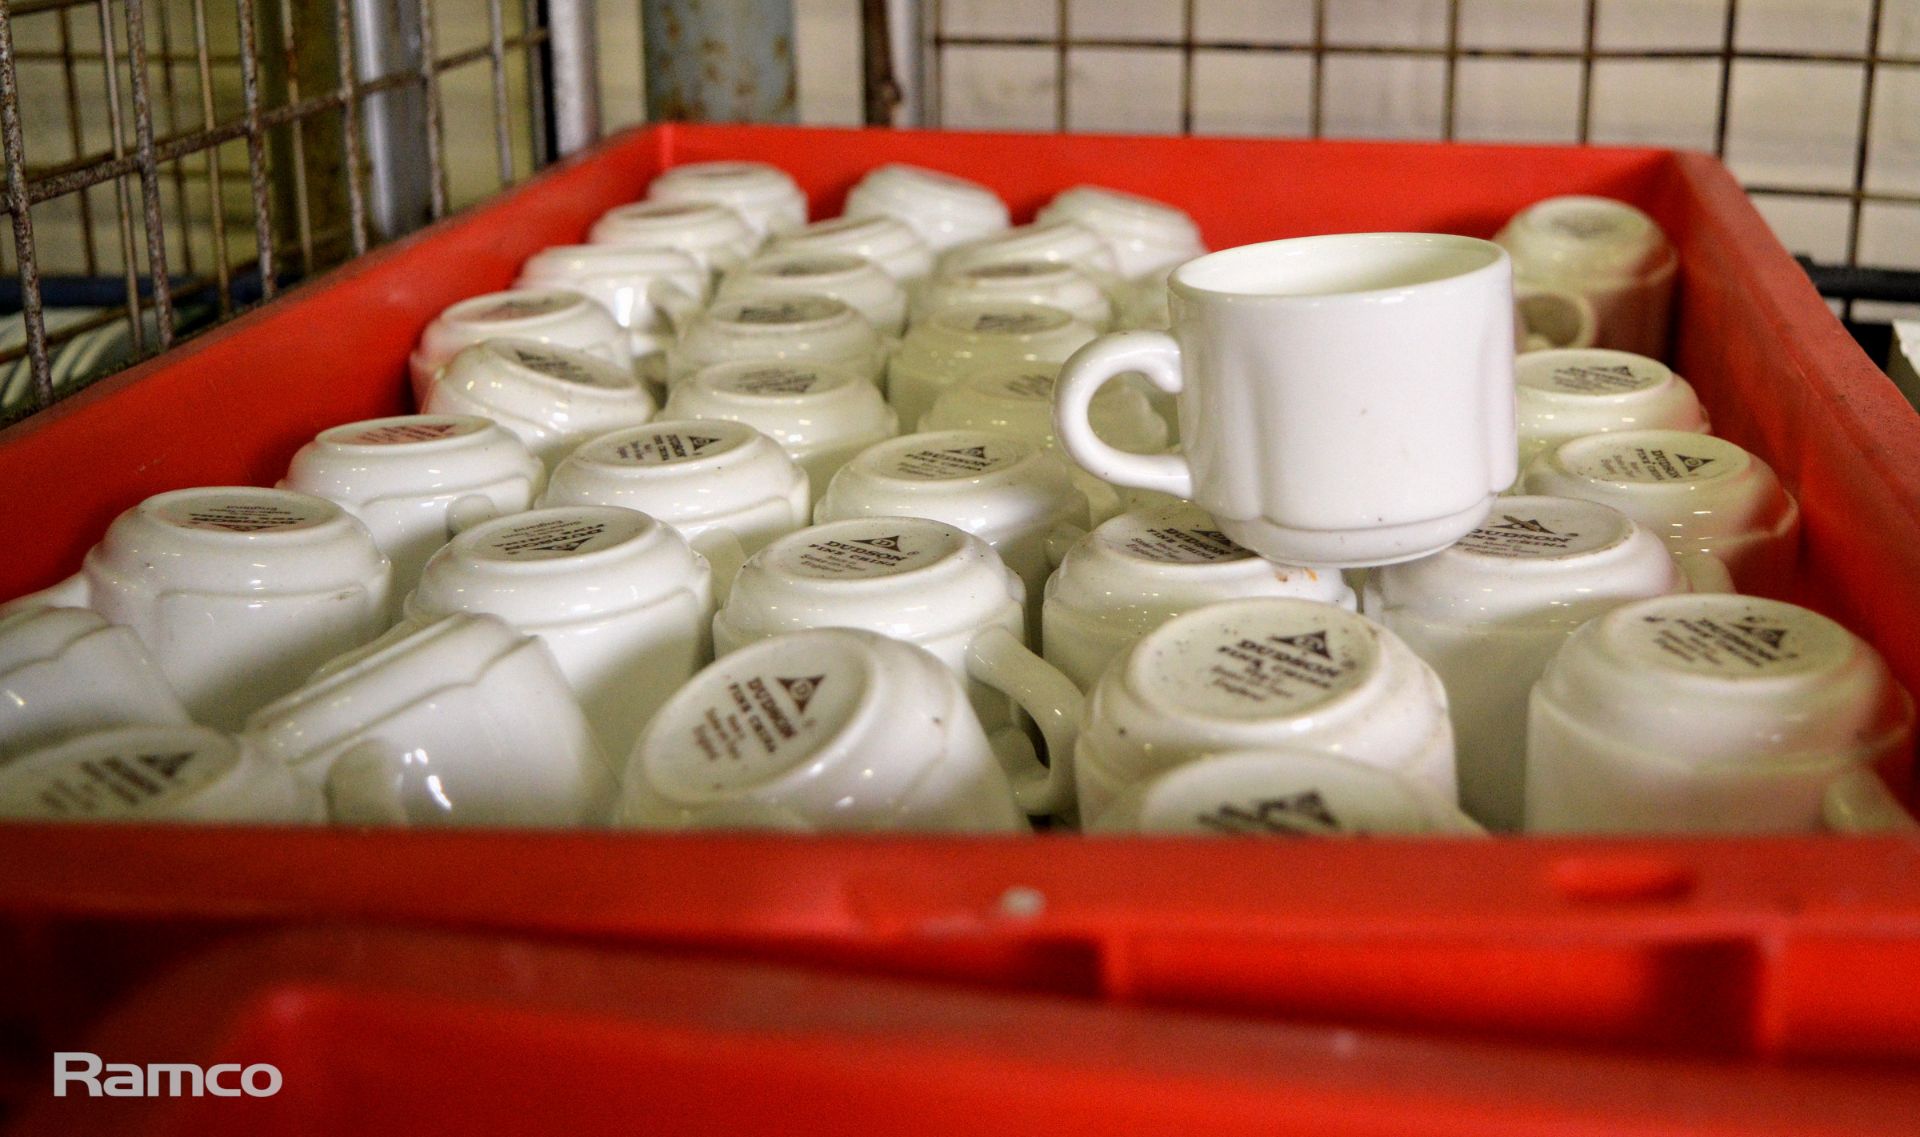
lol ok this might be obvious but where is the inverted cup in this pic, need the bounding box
[669,292,886,385]
[1037,187,1206,281]
[586,199,761,278]
[0,607,190,761]
[1515,348,1710,469]
[718,250,909,337]
[767,214,935,283]
[408,288,630,403]
[0,724,323,824]
[423,339,658,467]
[887,301,1100,429]
[648,160,808,238]
[843,164,1010,252]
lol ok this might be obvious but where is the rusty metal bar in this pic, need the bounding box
[486,0,515,183]
[236,0,277,299]
[1575,0,1597,145]
[415,0,448,217]
[0,2,53,409]
[55,6,99,276]
[1177,0,1195,135]
[333,0,368,256]
[1441,0,1460,141]
[1053,0,1067,131]
[96,0,148,356]
[273,0,316,273]
[191,0,234,315]
[1713,0,1739,157]
[155,0,194,278]
[123,0,177,347]
[1309,0,1326,138]
[1846,0,1886,273]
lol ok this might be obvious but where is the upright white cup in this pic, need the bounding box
[1054,233,1517,568]
[714,517,1083,815]
[1088,748,1484,836]
[648,160,808,238]
[1043,500,1358,693]
[843,164,1011,252]
[669,293,887,384]
[815,430,1091,639]
[1075,597,1457,823]
[586,199,762,278]
[1037,186,1206,281]
[1363,495,1691,831]
[913,260,1116,331]
[768,214,936,283]
[1515,348,1710,468]
[280,414,544,601]
[423,339,658,466]
[247,612,615,827]
[538,419,811,585]
[0,607,189,761]
[5,487,391,731]
[408,288,631,403]
[619,627,1028,833]
[887,301,1100,429]
[1496,195,1678,359]
[0,724,323,824]
[663,360,898,505]
[939,220,1123,282]
[1526,594,1915,834]
[513,244,709,375]
[1519,429,1800,595]
[718,250,909,337]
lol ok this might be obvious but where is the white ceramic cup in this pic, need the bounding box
[3,487,391,731]
[1519,428,1800,595]
[1087,748,1485,836]
[1525,594,1916,834]
[718,250,910,337]
[586,199,762,278]
[815,430,1092,640]
[1515,348,1710,469]
[1053,233,1517,569]
[648,160,808,238]
[1043,500,1359,693]
[279,414,544,602]
[767,214,936,283]
[1514,286,1597,353]
[538,419,811,588]
[918,362,1167,523]
[247,612,615,827]
[1362,495,1691,831]
[668,292,887,385]
[1075,597,1457,824]
[843,164,1011,252]
[422,338,658,466]
[513,244,709,376]
[0,607,190,761]
[939,220,1123,283]
[1037,186,1206,282]
[714,517,1083,815]
[663,360,898,506]
[408,288,632,404]
[0,724,324,824]
[887,301,1100,430]
[404,505,715,759]
[1495,195,1678,359]
[618,627,1029,833]
[913,260,1116,331]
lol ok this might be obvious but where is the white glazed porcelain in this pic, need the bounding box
[3,487,391,731]
[1515,348,1710,468]
[843,164,1010,252]
[664,360,898,505]
[279,414,544,602]
[913,260,1115,331]
[815,430,1091,639]
[648,160,808,238]
[1513,286,1597,354]
[714,517,1083,815]
[1363,495,1691,831]
[718,250,909,337]
[0,724,323,824]
[1053,233,1517,569]
[939,220,1122,282]
[513,244,708,373]
[1074,597,1457,823]
[405,505,714,759]
[767,214,936,282]
[1036,186,1206,281]
[585,199,762,278]
[886,301,1100,429]
[619,627,1028,832]
[407,288,631,404]
[538,419,810,587]
[422,339,658,466]
[669,292,887,384]
[247,612,615,827]
[1088,748,1485,836]
[1525,594,1915,834]
[1043,500,1358,693]
[0,607,189,761]
[1519,429,1799,595]
[1495,195,1678,359]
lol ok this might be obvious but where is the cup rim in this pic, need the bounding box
[1170,232,1506,305]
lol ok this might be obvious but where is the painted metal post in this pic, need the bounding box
[642,0,798,123]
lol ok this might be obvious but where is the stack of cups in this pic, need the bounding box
[1514,348,1710,469]
[513,245,708,383]
[887,302,1100,428]
[422,339,658,466]
[0,606,189,760]
[408,288,632,403]
[843,164,1010,253]
[768,214,935,284]
[586,199,761,279]
[646,161,808,239]
[669,293,888,385]
[1495,195,1678,359]
[718,251,909,337]
[0,723,324,825]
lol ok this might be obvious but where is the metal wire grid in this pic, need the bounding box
[0,0,598,426]
[920,0,1920,317]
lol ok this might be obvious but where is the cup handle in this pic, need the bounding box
[0,571,90,618]
[1675,550,1736,594]
[1823,767,1918,833]
[324,740,419,826]
[1053,331,1195,498]
[1045,522,1087,570]
[647,279,703,337]
[689,527,748,596]
[965,625,1084,816]
[446,493,501,537]
[1514,287,1597,352]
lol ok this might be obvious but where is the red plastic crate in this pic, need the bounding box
[2,126,1918,1073]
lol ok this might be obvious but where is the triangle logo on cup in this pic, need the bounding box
[945,446,989,460]
[778,675,826,713]
[138,751,197,781]
[1676,453,1714,474]
[1487,515,1558,535]
[853,535,903,551]
[1732,621,1789,650]
[1198,790,1343,835]
[1273,630,1332,660]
